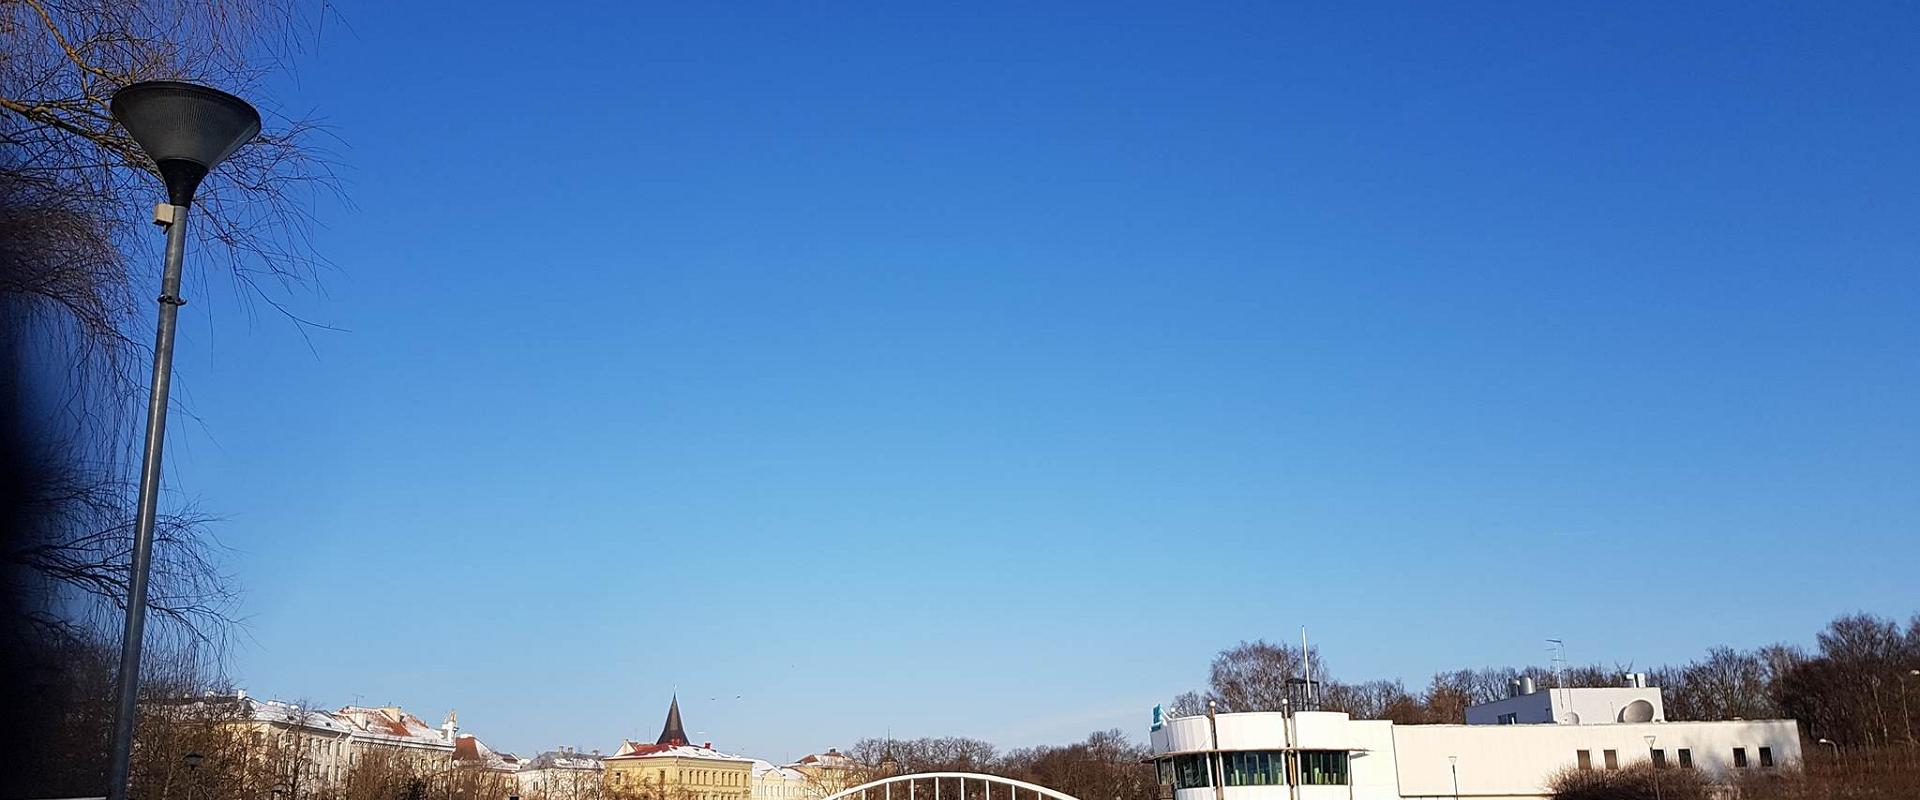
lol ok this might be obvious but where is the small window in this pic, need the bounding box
[1498,713,1518,725]
[1603,750,1619,770]
[1678,749,1693,768]
[1734,748,1749,768]
[1759,747,1774,768]
[1651,749,1667,769]
[1577,750,1592,770]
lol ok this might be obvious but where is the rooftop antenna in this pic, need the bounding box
[1547,639,1569,721]
[1301,626,1315,707]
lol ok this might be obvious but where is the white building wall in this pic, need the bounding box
[1391,720,1800,798]
[1152,709,1802,800]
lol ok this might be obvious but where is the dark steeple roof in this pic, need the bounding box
[656,695,689,746]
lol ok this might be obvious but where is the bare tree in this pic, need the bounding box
[2,0,339,647]
[1206,640,1325,712]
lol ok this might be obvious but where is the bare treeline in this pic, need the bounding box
[1163,611,1920,748]
[842,732,1157,800]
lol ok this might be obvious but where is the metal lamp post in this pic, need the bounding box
[103,80,261,800]
[185,752,205,800]
[1447,755,1458,800]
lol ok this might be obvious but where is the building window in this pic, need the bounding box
[1678,749,1693,769]
[1299,752,1349,786]
[1651,749,1667,769]
[1759,747,1774,768]
[1221,751,1283,786]
[1576,750,1592,771]
[1603,750,1619,770]
[1733,748,1749,769]
[1497,713,1518,725]
[1170,755,1212,790]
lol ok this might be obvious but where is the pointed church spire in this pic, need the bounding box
[656,695,689,746]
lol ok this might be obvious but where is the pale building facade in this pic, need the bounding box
[1150,687,1801,800]
[787,749,865,797]
[209,693,487,797]
[233,696,356,792]
[750,760,815,800]
[520,748,607,800]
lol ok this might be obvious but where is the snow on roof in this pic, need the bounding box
[335,705,452,746]
[455,734,522,772]
[244,698,354,734]
[793,750,856,768]
[527,750,606,771]
[752,760,809,781]
[606,740,753,763]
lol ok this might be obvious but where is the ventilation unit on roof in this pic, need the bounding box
[1620,699,1656,723]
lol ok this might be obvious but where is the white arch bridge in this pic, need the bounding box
[822,773,1082,800]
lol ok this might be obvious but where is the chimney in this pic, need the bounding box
[1508,678,1523,698]
[442,710,459,741]
[703,742,712,749]
[1521,676,1537,695]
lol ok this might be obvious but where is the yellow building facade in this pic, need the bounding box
[604,697,753,800]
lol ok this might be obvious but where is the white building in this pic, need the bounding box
[1149,687,1800,800]
[750,759,815,800]
[519,748,606,800]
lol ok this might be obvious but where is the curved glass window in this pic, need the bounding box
[1171,754,1211,790]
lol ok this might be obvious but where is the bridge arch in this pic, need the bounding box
[821,773,1082,800]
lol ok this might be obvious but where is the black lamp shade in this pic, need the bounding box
[111,81,261,205]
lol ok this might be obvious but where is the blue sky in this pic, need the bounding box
[158,1,1918,760]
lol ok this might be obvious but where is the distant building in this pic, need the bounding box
[604,696,754,800]
[185,693,483,796]
[1150,681,1800,799]
[231,695,355,791]
[787,749,865,797]
[749,760,813,800]
[454,731,524,773]
[334,703,460,768]
[519,747,606,800]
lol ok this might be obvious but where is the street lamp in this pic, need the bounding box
[101,80,260,800]
[1448,755,1459,800]
[185,752,206,800]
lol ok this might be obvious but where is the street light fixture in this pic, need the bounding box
[1448,755,1459,800]
[184,752,205,800]
[101,80,260,800]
